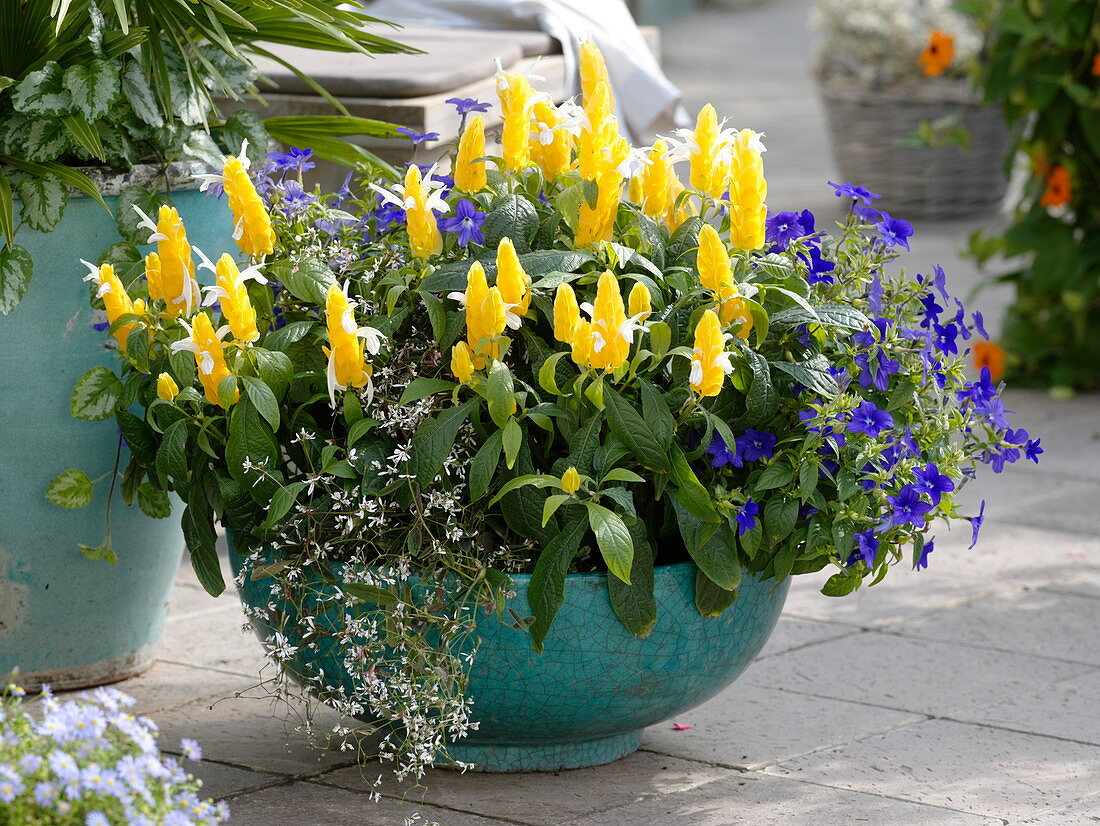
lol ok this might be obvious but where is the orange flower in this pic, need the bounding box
[1092,52,1100,76]
[972,341,1005,382]
[917,31,955,77]
[1040,165,1072,208]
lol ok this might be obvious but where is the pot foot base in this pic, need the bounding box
[445,730,643,773]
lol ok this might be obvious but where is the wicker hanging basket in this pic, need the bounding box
[816,66,1011,218]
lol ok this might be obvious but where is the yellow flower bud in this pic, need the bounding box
[575,172,623,248]
[223,155,275,258]
[688,104,730,199]
[579,40,612,111]
[455,115,488,193]
[628,281,652,322]
[451,341,475,384]
[157,372,179,401]
[554,283,581,345]
[728,129,767,251]
[211,254,260,343]
[720,295,754,339]
[561,466,581,495]
[497,72,534,173]
[697,224,734,296]
[324,282,370,394]
[690,310,733,398]
[588,270,630,371]
[638,139,675,222]
[495,237,530,317]
[150,206,199,317]
[403,164,443,260]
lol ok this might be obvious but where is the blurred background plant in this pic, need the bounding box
[961,0,1100,391]
[0,0,410,314]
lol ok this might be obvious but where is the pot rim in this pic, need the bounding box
[63,160,210,199]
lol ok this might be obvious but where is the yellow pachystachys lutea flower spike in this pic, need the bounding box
[133,205,199,317]
[199,252,267,343]
[455,114,488,193]
[686,104,730,199]
[585,270,632,371]
[496,69,535,172]
[451,341,476,384]
[224,147,275,258]
[403,165,444,260]
[721,295,754,339]
[637,139,675,222]
[81,260,143,352]
[690,309,734,398]
[170,312,238,408]
[579,40,613,111]
[628,281,652,322]
[697,224,734,296]
[157,372,179,401]
[728,129,767,252]
[530,101,573,181]
[450,261,507,368]
[561,466,581,495]
[575,172,623,248]
[578,81,620,181]
[495,237,531,323]
[322,282,384,407]
[554,283,581,345]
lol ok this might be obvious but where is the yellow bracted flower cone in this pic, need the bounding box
[690,309,734,398]
[628,281,652,322]
[578,82,615,181]
[144,252,165,305]
[638,140,675,221]
[323,283,370,396]
[81,261,141,352]
[579,40,613,110]
[720,295,754,339]
[554,283,581,345]
[588,270,630,370]
[495,237,531,319]
[575,172,623,248]
[146,206,199,317]
[697,224,734,295]
[728,129,767,251]
[687,104,729,199]
[451,341,476,384]
[530,101,573,181]
[478,287,507,365]
[455,115,488,193]
[571,318,595,368]
[497,71,535,172]
[223,154,275,258]
[561,466,581,495]
[173,312,238,408]
[461,260,490,353]
[403,164,443,260]
[209,254,260,342]
[157,372,179,401]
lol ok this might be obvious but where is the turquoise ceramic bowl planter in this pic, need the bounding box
[0,166,232,689]
[233,551,789,773]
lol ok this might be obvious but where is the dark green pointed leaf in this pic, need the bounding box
[483,194,538,253]
[695,569,739,617]
[240,376,280,431]
[604,388,670,472]
[585,502,634,584]
[526,514,588,653]
[408,398,478,485]
[673,499,742,590]
[137,483,171,518]
[608,518,657,637]
[469,429,503,501]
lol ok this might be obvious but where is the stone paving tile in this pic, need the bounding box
[560,772,999,826]
[742,631,1093,717]
[186,760,282,800]
[152,694,355,776]
[1047,570,1100,600]
[319,750,732,826]
[120,660,257,716]
[769,718,1100,821]
[1013,793,1100,824]
[757,615,855,658]
[642,683,921,770]
[158,603,267,677]
[949,670,1100,747]
[168,580,235,622]
[225,781,508,826]
[892,589,1100,666]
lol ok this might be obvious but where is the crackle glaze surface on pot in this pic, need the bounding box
[232,549,789,772]
[0,164,231,690]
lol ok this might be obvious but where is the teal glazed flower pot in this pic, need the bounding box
[232,549,789,772]
[0,164,232,690]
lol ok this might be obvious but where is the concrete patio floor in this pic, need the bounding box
[110,0,1100,823]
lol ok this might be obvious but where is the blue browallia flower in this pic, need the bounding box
[266,147,315,174]
[972,311,989,340]
[736,499,759,535]
[1025,437,1043,463]
[889,485,934,527]
[706,433,741,468]
[853,203,882,223]
[854,529,879,567]
[446,97,492,114]
[396,127,441,146]
[917,538,935,570]
[933,322,958,355]
[847,401,894,437]
[92,320,110,332]
[875,213,914,250]
[739,428,777,462]
[931,264,949,300]
[974,395,1012,430]
[828,181,881,205]
[765,211,807,250]
[919,292,944,329]
[280,179,316,214]
[855,349,901,392]
[804,245,836,285]
[913,463,954,505]
[332,171,354,208]
[439,198,487,247]
[969,500,986,549]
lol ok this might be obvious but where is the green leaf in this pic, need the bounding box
[408,398,478,485]
[756,463,794,491]
[61,113,105,161]
[120,61,163,127]
[22,119,70,162]
[763,496,798,542]
[648,321,672,361]
[17,173,67,233]
[116,409,156,464]
[502,417,522,469]
[115,186,163,245]
[608,519,657,637]
[398,376,455,405]
[63,60,119,121]
[0,245,33,315]
[0,168,14,247]
[225,399,280,497]
[343,582,398,605]
[46,469,93,509]
[11,62,71,115]
[604,388,670,472]
[184,504,224,597]
[483,194,539,253]
[156,420,189,486]
[601,467,645,484]
[253,348,294,398]
[695,570,739,617]
[584,502,634,584]
[486,360,515,428]
[772,356,839,398]
[639,379,675,448]
[272,256,337,304]
[569,412,604,475]
[798,459,819,501]
[469,430,503,500]
[526,514,588,653]
[137,483,171,518]
[240,376,280,431]
[70,367,121,421]
[537,350,569,395]
[262,481,306,528]
[821,570,862,597]
[217,375,238,411]
[542,493,571,526]
[673,499,741,590]
[262,320,314,352]
[669,444,721,523]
